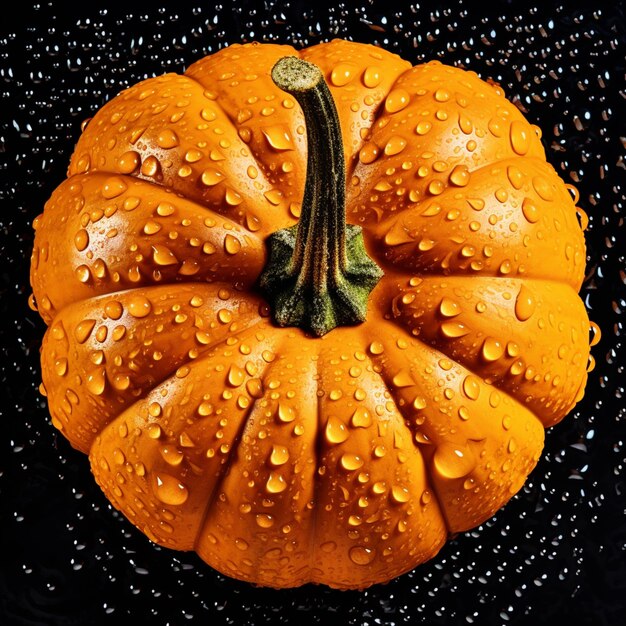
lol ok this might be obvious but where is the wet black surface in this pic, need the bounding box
[1,2,625,625]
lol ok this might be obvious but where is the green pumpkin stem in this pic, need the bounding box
[259,56,383,337]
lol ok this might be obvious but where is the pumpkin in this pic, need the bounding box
[29,38,593,590]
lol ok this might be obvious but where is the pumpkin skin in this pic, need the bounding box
[29,38,592,590]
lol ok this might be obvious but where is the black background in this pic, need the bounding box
[1,2,625,625]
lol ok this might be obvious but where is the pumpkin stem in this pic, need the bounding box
[259,56,383,337]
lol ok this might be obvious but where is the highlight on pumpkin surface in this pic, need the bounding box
[29,38,595,590]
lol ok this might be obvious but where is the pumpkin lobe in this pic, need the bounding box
[259,56,383,337]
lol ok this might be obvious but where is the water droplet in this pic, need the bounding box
[390,485,410,503]
[154,474,189,505]
[463,375,481,400]
[160,445,184,466]
[152,244,179,266]
[255,514,274,528]
[116,150,140,174]
[362,66,382,88]
[224,234,241,255]
[384,135,407,156]
[481,337,505,361]
[74,229,89,251]
[433,443,476,479]
[449,165,470,186]
[384,88,411,115]
[349,545,376,565]
[510,120,530,155]
[75,319,96,344]
[262,126,294,151]
[330,62,356,87]
[351,406,372,428]
[325,415,349,444]
[269,445,289,467]
[439,297,461,318]
[266,472,287,494]
[156,129,179,149]
[127,296,152,318]
[277,402,296,423]
[359,142,379,164]
[340,453,364,471]
[515,285,536,321]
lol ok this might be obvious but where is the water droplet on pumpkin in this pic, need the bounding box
[340,453,364,471]
[75,319,96,344]
[256,514,274,528]
[449,165,470,186]
[325,416,349,444]
[362,66,382,88]
[265,471,288,494]
[128,295,152,318]
[482,337,505,361]
[433,443,476,479]
[351,406,372,428]
[152,244,178,266]
[269,445,289,467]
[330,63,356,86]
[154,474,189,505]
[515,285,536,321]
[74,229,89,251]
[156,129,179,149]
[463,375,481,400]
[384,136,407,156]
[160,445,184,466]
[262,126,294,151]
[385,88,410,113]
[510,120,530,155]
[349,545,376,565]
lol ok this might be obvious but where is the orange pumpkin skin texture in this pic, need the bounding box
[29,39,592,590]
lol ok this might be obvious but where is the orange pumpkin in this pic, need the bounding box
[29,39,593,590]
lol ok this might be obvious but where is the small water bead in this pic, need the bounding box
[390,485,410,504]
[128,295,152,318]
[362,66,382,88]
[359,142,379,164]
[349,545,376,565]
[117,150,141,174]
[325,415,349,444]
[385,88,410,113]
[268,445,289,467]
[330,63,356,87]
[152,244,178,266]
[160,446,184,466]
[156,129,179,149]
[510,120,530,155]
[255,514,274,528]
[449,165,470,186]
[433,443,476,479]
[154,474,189,506]
[75,319,96,344]
[101,176,128,199]
[265,472,287,494]
[482,337,505,362]
[515,285,537,321]
[463,375,481,400]
[262,126,294,151]
[340,453,364,471]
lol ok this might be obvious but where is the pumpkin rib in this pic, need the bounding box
[363,155,585,288]
[43,284,265,453]
[370,272,590,426]
[363,317,545,534]
[69,71,292,235]
[30,172,268,323]
[184,43,307,224]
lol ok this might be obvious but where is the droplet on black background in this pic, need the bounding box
[1,2,625,625]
